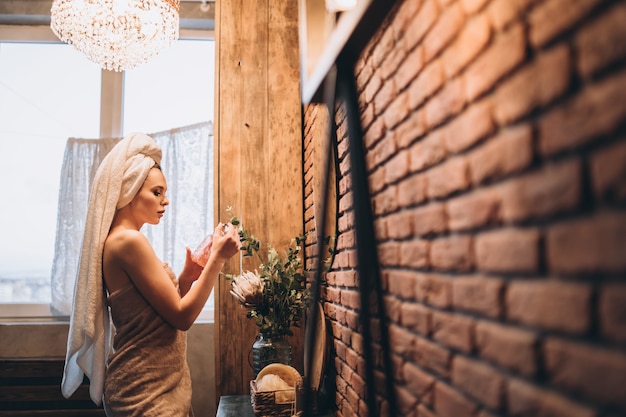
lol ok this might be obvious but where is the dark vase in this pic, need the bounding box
[251,333,292,377]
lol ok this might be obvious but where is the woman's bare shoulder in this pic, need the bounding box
[105,229,150,259]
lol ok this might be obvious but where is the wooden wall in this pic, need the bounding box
[213,0,303,398]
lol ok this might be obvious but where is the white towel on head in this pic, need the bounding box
[61,132,162,405]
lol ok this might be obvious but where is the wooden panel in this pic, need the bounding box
[215,0,303,399]
[268,0,305,375]
[0,358,105,416]
[214,0,248,399]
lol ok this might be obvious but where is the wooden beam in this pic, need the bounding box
[215,0,302,398]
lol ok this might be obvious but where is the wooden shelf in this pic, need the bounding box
[298,0,397,104]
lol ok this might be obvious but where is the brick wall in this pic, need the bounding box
[303,0,626,416]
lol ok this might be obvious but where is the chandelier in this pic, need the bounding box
[50,0,180,72]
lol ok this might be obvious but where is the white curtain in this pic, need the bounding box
[50,122,214,315]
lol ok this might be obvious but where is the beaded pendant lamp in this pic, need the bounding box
[50,0,180,72]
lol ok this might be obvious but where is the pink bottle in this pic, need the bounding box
[190,234,213,267]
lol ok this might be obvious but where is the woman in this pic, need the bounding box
[60,133,240,416]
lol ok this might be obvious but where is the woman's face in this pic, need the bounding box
[130,167,169,225]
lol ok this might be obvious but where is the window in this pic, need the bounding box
[0,35,215,319]
[0,42,100,304]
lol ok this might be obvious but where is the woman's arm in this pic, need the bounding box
[108,223,240,330]
[178,247,203,296]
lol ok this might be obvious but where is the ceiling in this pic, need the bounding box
[0,0,215,31]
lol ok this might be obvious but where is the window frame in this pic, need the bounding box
[0,24,215,321]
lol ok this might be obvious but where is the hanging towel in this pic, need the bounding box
[61,132,162,405]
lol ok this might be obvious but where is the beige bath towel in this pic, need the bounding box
[104,264,193,417]
[61,132,162,405]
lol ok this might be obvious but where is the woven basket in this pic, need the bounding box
[250,364,303,417]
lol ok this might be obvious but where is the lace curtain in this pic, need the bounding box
[50,122,214,315]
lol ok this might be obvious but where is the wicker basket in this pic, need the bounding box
[250,364,303,417]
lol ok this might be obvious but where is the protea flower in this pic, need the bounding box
[230,270,264,307]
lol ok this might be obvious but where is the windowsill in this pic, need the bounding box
[0,303,65,323]
[0,303,214,324]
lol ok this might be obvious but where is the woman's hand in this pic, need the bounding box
[178,247,204,295]
[183,247,203,278]
[209,222,241,263]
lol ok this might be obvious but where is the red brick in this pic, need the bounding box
[544,338,626,410]
[334,270,357,287]
[447,188,502,232]
[487,0,529,31]
[452,275,504,318]
[389,323,418,358]
[546,211,626,274]
[452,355,505,409]
[468,123,533,185]
[384,90,411,130]
[379,42,406,84]
[374,79,398,118]
[599,284,626,344]
[506,280,592,333]
[476,320,538,377]
[363,70,383,105]
[400,239,430,269]
[410,128,447,172]
[475,228,540,273]
[539,70,626,156]
[395,385,420,417]
[373,24,397,68]
[423,2,466,63]
[403,362,436,403]
[499,159,582,222]
[427,156,470,199]
[413,336,452,377]
[387,270,418,299]
[397,173,428,207]
[464,23,526,101]
[401,302,432,336]
[395,108,426,148]
[434,382,479,417]
[444,98,495,154]
[409,59,445,110]
[404,0,441,52]
[508,378,596,417]
[368,128,397,168]
[345,309,359,330]
[417,404,437,417]
[461,0,490,15]
[336,228,356,251]
[386,210,415,240]
[415,273,453,308]
[396,45,425,92]
[590,140,626,201]
[340,288,361,310]
[576,1,626,78]
[529,0,604,48]
[430,235,474,272]
[372,185,399,216]
[366,166,387,194]
[442,13,492,78]
[493,43,571,124]
[392,0,424,42]
[431,310,475,352]
[360,102,376,132]
[411,202,447,237]
[384,295,402,324]
[385,147,410,184]
[423,76,466,129]
[333,247,355,268]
